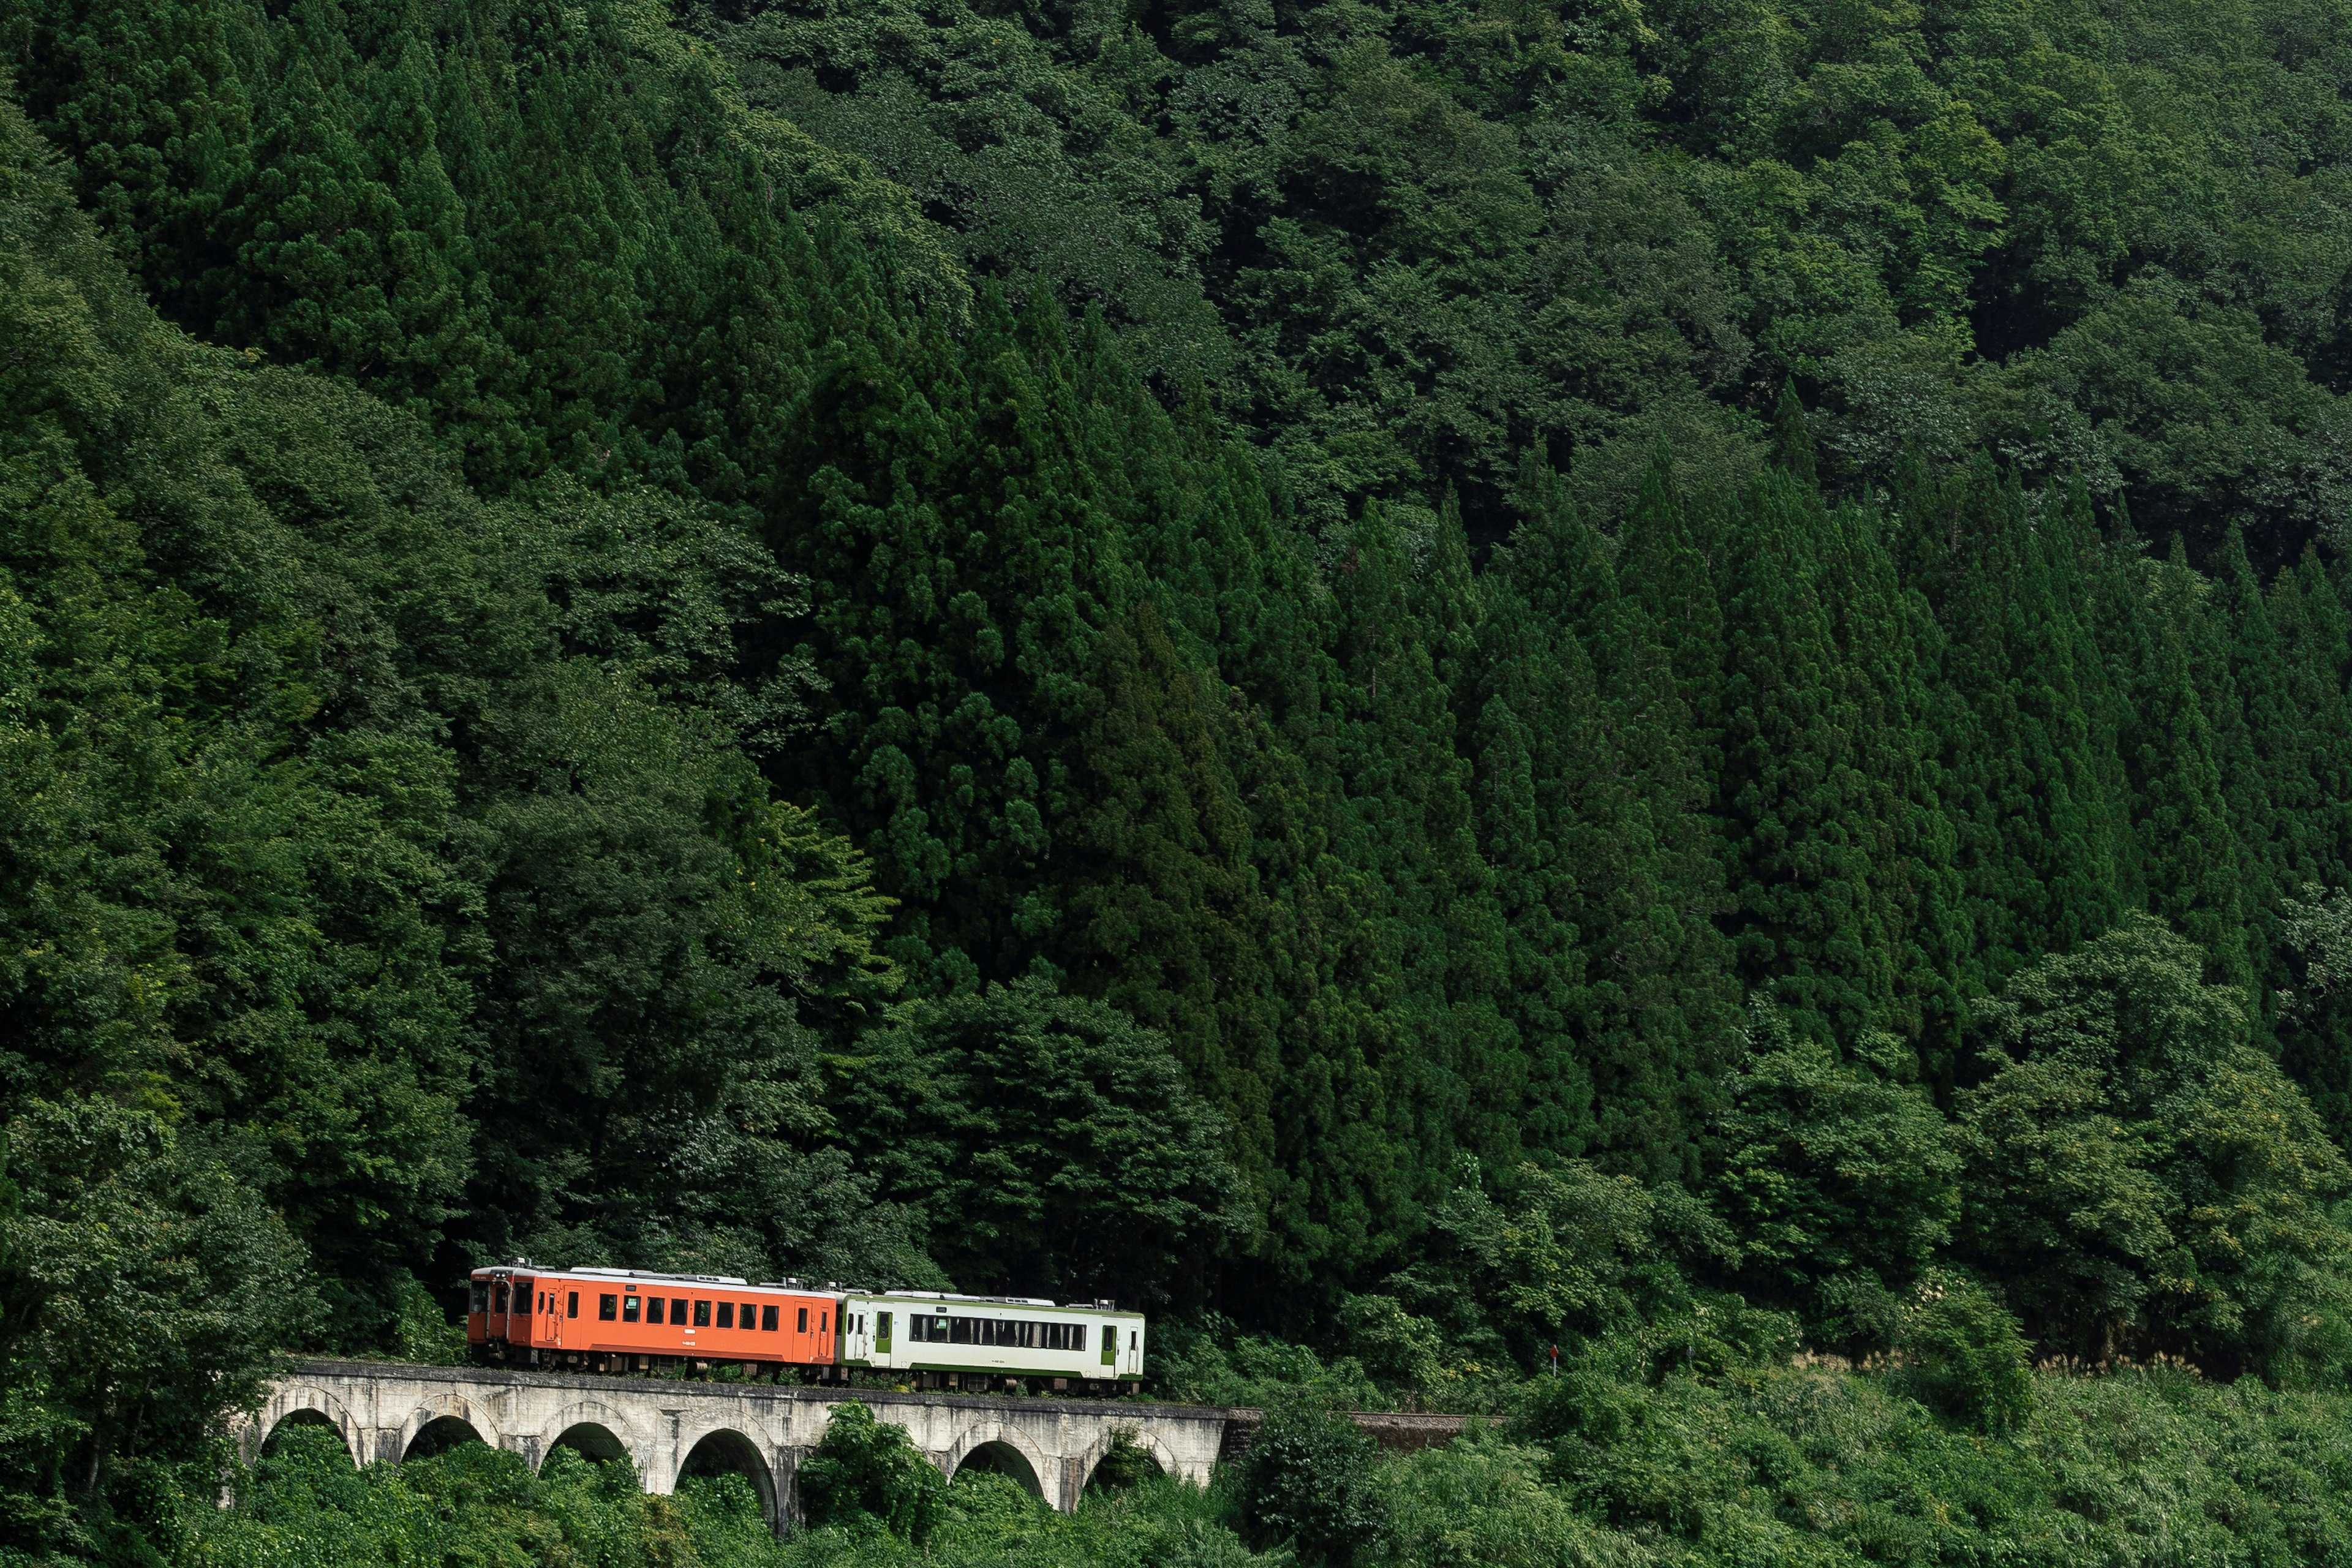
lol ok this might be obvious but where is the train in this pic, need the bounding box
[467,1261,1148,1394]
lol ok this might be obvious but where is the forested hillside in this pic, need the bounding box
[17,0,2352,1560]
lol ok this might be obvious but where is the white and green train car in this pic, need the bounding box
[840,1291,1147,1391]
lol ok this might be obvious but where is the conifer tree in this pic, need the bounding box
[1898,461,2126,1066]
[2100,540,2250,985]
[1473,458,1739,1179]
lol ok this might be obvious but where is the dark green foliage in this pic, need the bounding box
[1235,1404,1389,1567]
[833,978,1245,1304]
[0,71,945,1553]
[31,0,2352,1556]
[796,1401,946,1545]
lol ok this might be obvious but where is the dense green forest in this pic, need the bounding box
[20,0,2352,1558]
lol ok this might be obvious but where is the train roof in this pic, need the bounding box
[470,1262,1131,1313]
[471,1262,829,1291]
[867,1289,1133,1313]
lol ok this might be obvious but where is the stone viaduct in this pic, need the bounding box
[239,1360,1237,1524]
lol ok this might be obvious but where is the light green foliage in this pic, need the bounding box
[1961,917,2352,1380]
[1711,1006,1960,1335]
[1152,1321,1387,1411]
[787,1469,1260,1568]
[1384,1162,1757,1381]
[796,1402,946,1545]
[2287,883,2352,997]
[1337,1295,1455,1398]
[1371,1431,1648,1568]
[184,1360,2352,1568]
[195,1421,1258,1568]
[1893,1270,2035,1435]
[1235,1404,1390,1567]
[1,1098,306,1560]
[196,1424,782,1567]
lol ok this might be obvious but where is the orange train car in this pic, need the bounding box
[468,1262,849,1377]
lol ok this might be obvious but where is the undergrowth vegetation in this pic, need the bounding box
[189,1359,2352,1568]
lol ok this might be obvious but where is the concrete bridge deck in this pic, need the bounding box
[241,1360,1483,1525]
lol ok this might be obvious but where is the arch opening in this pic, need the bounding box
[952,1439,1044,1501]
[404,1415,486,1463]
[1084,1431,1165,1494]
[549,1421,628,1467]
[678,1428,775,1522]
[262,1408,353,1464]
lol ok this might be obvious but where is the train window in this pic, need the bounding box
[469,1283,488,1314]
[493,1283,508,1314]
[717,1303,734,1329]
[1131,1331,1138,1349]
[693,1300,711,1328]
[566,1291,578,1319]
[820,1311,829,1335]
[646,1298,664,1325]
[623,1295,641,1324]
[671,1298,687,1322]
[876,1311,892,1350]
[741,1300,756,1327]
[762,1305,777,1332]
[600,1295,617,1321]
[796,1307,808,1333]
[538,1292,548,1314]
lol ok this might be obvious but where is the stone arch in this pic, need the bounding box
[250,1384,362,1465]
[396,1394,493,1463]
[404,1415,488,1462]
[548,1421,630,1467]
[540,1400,650,1473]
[261,1407,354,1464]
[941,1423,1051,1504]
[674,1427,777,1523]
[1077,1425,1178,1494]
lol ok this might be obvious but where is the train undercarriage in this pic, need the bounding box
[471,1342,1144,1396]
